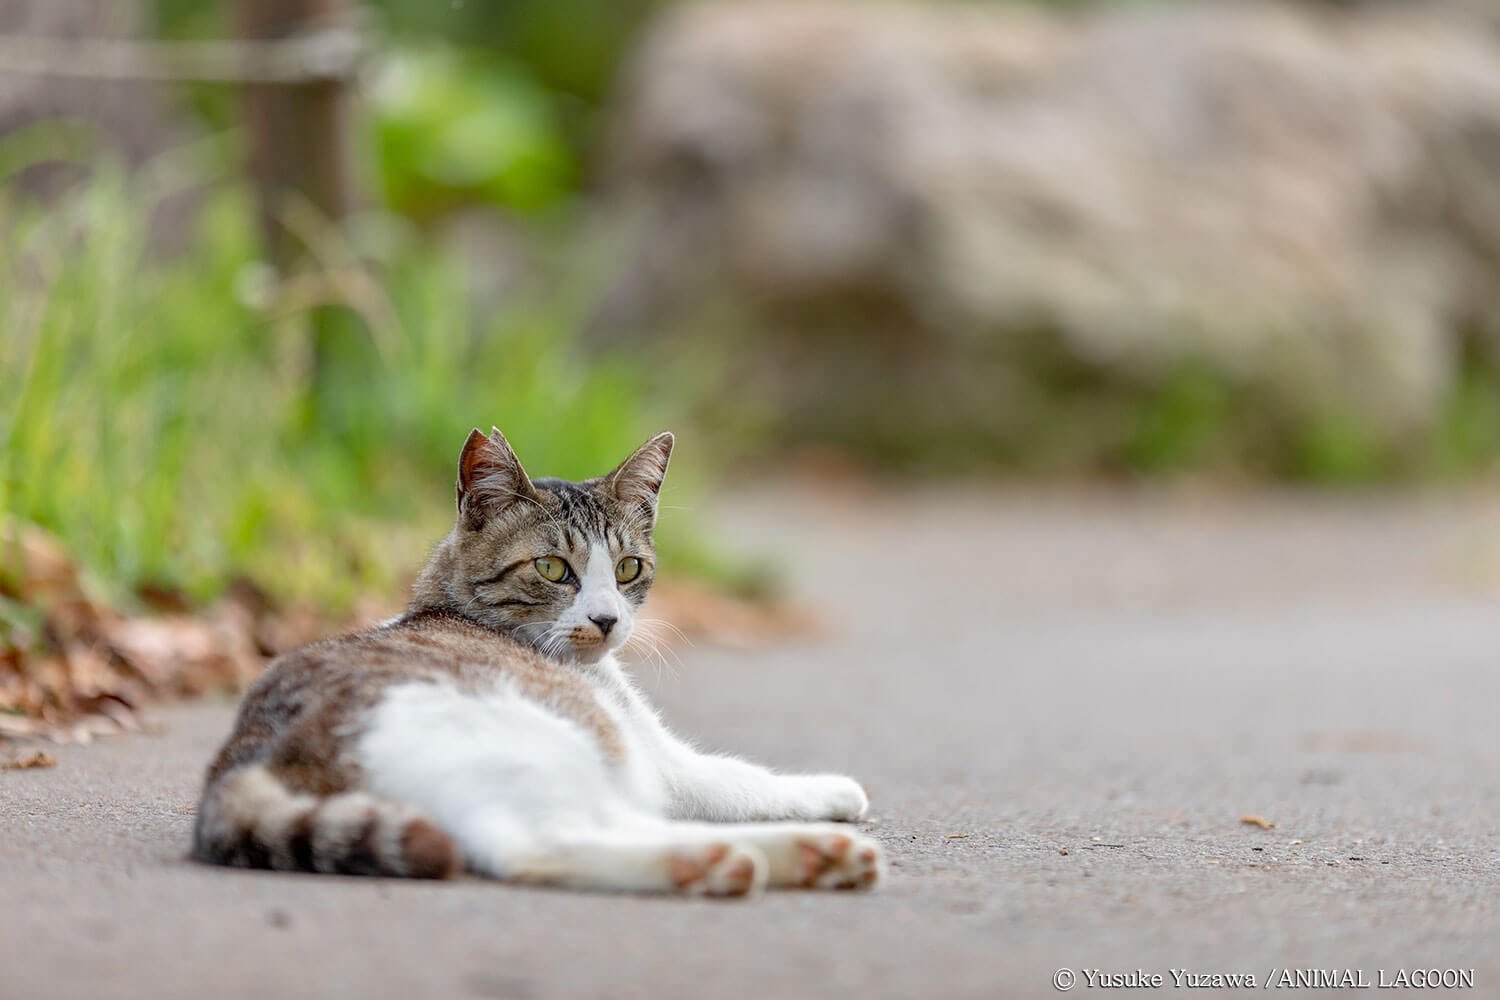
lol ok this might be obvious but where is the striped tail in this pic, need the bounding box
[192,764,459,879]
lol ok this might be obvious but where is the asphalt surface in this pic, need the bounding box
[5,485,1500,999]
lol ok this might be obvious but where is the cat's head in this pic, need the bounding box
[412,427,672,664]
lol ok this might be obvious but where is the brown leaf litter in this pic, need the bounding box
[2,749,56,770]
[2,521,819,743]
[0,522,333,744]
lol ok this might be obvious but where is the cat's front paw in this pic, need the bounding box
[791,774,870,822]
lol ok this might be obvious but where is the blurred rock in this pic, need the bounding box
[0,1,184,181]
[0,0,200,252]
[602,2,1500,466]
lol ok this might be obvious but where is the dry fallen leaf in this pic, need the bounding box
[0,715,44,739]
[1,522,287,742]
[4,520,819,743]
[1240,814,1276,830]
[2,750,57,770]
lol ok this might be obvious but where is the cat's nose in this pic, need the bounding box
[589,614,618,638]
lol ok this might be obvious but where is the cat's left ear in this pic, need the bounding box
[605,432,673,529]
[457,426,540,526]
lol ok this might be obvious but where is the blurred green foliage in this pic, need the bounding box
[90,1,1500,510]
[364,0,664,107]
[371,49,577,218]
[149,0,653,220]
[0,138,716,611]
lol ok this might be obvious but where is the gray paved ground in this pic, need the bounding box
[5,485,1500,999]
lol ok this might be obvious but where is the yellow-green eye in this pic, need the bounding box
[615,557,643,584]
[534,556,569,582]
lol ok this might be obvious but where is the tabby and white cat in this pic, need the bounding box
[193,428,882,896]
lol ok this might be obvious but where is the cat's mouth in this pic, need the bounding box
[562,626,615,660]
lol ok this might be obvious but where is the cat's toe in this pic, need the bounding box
[669,843,767,898]
[794,831,885,890]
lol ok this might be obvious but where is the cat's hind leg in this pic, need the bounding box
[358,682,766,895]
[481,826,769,897]
[478,821,882,895]
[356,683,881,895]
[682,822,885,890]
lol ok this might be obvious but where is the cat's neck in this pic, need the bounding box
[394,602,623,676]
[407,530,461,616]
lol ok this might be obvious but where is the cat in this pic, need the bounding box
[193,427,883,896]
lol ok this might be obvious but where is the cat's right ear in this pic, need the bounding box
[457,427,539,526]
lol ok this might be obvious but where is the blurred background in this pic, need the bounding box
[4,0,1500,735]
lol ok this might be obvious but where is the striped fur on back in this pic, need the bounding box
[191,611,636,877]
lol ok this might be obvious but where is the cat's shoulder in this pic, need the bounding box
[281,609,602,689]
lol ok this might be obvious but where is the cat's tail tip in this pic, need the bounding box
[401,817,462,879]
[193,764,461,880]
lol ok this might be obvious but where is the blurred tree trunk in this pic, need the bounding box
[236,0,363,430]
[236,0,356,269]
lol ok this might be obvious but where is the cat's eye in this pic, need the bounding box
[615,557,643,584]
[534,556,569,582]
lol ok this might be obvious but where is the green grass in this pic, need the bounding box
[6,130,1497,623]
[0,145,702,612]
